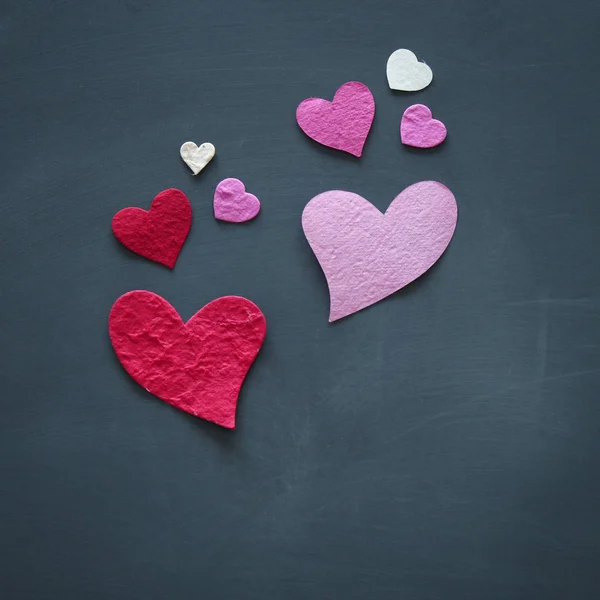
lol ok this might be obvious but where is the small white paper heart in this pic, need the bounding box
[180,141,216,175]
[386,49,433,92]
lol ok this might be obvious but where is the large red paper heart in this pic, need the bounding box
[109,291,267,428]
[112,188,192,268]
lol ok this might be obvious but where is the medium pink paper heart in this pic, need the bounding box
[296,81,375,157]
[401,104,447,148]
[214,178,260,222]
[302,181,458,321]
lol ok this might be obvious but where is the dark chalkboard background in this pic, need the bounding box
[2,1,600,598]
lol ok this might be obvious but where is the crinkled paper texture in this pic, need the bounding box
[109,291,267,428]
[180,141,215,175]
[401,104,447,148]
[214,178,261,222]
[296,81,375,157]
[112,188,192,268]
[386,49,433,92]
[302,181,458,321]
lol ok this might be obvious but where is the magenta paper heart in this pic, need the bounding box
[214,178,261,222]
[401,104,447,148]
[296,81,375,157]
[302,181,458,321]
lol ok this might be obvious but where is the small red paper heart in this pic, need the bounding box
[112,188,192,268]
[109,291,267,428]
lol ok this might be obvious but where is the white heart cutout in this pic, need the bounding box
[180,141,215,175]
[386,49,433,92]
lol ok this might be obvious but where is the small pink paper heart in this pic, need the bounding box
[296,81,375,157]
[214,178,260,223]
[401,104,447,148]
[302,181,457,321]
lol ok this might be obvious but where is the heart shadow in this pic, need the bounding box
[401,139,448,156]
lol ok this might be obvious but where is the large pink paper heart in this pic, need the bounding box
[214,178,261,223]
[296,81,375,157]
[302,181,458,321]
[401,104,447,148]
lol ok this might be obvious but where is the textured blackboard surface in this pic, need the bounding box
[2,1,600,599]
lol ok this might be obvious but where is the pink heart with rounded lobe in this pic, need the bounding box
[214,178,260,223]
[296,81,375,157]
[401,104,447,148]
[302,181,458,321]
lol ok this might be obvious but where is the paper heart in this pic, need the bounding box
[401,104,447,148]
[386,49,433,92]
[214,178,261,222]
[296,81,375,157]
[180,141,215,175]
[302,182,457,321]
[112,188,192,268]
[109,291,267,429]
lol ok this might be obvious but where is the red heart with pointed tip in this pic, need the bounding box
[112,188,192,268]
[109,291,267,429]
